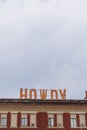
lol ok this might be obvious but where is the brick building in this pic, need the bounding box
[0,99,87,130]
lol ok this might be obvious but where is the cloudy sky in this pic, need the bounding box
[0,0,87,99]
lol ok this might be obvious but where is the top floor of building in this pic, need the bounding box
[0,99,87,130]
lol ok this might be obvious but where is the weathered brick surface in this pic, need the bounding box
[7,112,11,128]
[17,112,21,128]
[54,114,57,127]
[63,113,70,130]
[27,113,30,127]
[0,103,87,112]
[37,112,48,130]
[85,113,87,127]
[0,128,61,130]
[1,128,87,130]
[76,114,80,127]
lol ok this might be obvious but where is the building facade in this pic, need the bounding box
[0,99,87,130]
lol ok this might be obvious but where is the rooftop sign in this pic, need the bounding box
[20,88,66,100]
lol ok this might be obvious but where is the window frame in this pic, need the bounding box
[21,118,27,126]
[48,117,54,127]
[0,117,7,126]
[70,118,77,128]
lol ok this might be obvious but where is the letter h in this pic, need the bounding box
[20,88,28,99]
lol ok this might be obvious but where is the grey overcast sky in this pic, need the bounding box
[0,0,87,99]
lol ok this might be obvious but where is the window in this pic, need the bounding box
[70,114,77,128]
[48,118,54,126]
[48,114,54,127]
[0,118,7,126]
[21,118,27,126]
[71,118,77,127]
[21,114,28,127]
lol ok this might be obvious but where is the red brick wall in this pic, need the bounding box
[27,114,30,127]
[85,113,87,127]
[37,112,48,130]
[3,128,87,130]
[54,114,57,127]
[63,113,70,130]
[7,112,11,128]
[17,112,21,128]
[76,114,80,127]
[0,128,63,130]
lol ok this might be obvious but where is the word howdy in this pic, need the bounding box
[20,88,66,100]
